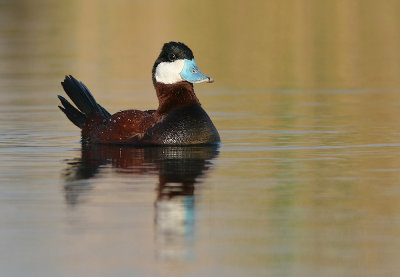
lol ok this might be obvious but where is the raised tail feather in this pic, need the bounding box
[58,75,111,128]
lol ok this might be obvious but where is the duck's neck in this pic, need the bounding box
[155,81,200,115]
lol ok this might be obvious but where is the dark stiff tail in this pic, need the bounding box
[58,75,111,128]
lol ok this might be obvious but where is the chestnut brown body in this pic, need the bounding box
[60,79,220,145]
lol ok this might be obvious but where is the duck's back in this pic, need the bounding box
[141,104,220,145]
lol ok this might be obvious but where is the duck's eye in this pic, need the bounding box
[191,69,198,74]
[168,53,176,61]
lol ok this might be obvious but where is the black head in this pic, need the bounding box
[152,41,213,85]
[152,42,194,83]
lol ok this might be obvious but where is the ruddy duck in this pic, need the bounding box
[58,42,220,145]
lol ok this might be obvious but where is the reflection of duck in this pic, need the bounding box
[57,42,220,145]
[63,144,219,260]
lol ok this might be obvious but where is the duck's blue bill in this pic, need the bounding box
[180,59,214,83]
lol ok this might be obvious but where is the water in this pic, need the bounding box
[1,1,400,276]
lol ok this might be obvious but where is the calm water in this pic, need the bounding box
[1,1,400,276]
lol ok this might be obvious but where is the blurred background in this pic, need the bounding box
[1,0,400,276]
[2,0,400,93]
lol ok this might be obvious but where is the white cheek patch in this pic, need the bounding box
[155,59,185,84]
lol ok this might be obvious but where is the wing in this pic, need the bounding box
[83,110,158,144]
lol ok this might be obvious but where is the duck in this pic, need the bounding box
[58,41,220,145]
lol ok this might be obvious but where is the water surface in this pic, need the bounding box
[1,1,400,276]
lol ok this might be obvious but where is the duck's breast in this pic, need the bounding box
[142,104,220,145]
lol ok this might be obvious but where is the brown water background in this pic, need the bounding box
[1,0,400,276]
